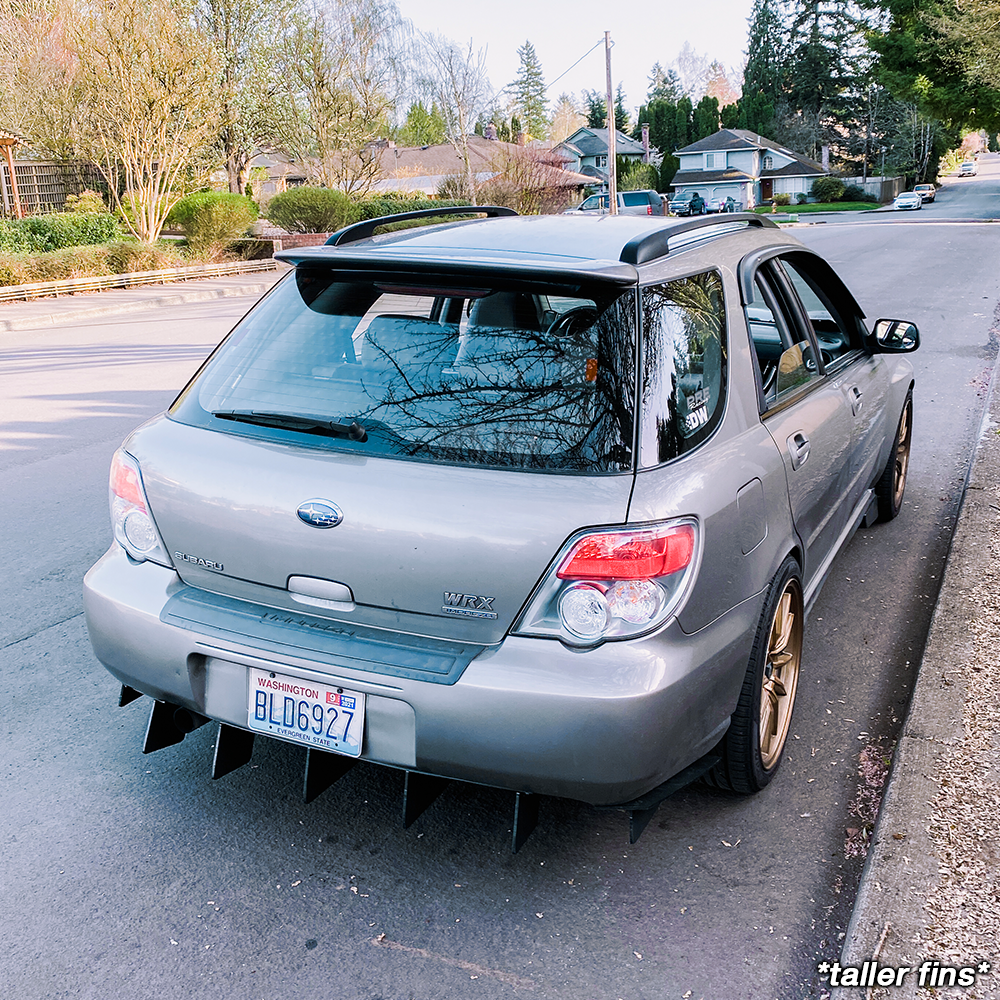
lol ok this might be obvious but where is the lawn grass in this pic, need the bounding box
[753,201,880,214]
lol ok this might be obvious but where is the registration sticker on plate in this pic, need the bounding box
[247,668,364,756]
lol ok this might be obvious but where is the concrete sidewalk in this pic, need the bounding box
[0,269,286,332]
[831,366,1000,997]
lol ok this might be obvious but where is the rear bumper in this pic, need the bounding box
[84,545,760,806]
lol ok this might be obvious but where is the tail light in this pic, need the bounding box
[110,450,172,567]
[513,519,699,647]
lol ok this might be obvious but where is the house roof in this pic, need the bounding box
[374,138,593,194]
[555,127,646,158]
[761,159,826,178]
[670,168,755,186]
[676,130,762,154]
[376,135,574,178]
[675,129,826,176]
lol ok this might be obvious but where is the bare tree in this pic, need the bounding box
[274,0,407,194]
[419,33,492,205]
[478,144,576,214]
[0,0,83,159]
[549,93,586,144]
[68,0,220,241]
[674,42,712,100]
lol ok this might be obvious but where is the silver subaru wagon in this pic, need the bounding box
[84,208,917,846]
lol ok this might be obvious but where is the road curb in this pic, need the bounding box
[0,279,279,332]
[831,344,1000,997]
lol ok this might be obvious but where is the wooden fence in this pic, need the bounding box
[0,160,105,217]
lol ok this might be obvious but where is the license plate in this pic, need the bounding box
[247,667,364,756]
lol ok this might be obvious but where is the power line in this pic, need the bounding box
[545,37,608,93]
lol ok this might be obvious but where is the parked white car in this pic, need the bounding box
[893,192,922,211]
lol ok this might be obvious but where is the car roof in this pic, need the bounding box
[276,213,781,278]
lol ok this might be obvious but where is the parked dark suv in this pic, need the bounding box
[84,207,918,848]
[669,190,707,216]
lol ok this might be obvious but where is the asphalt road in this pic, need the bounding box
[2,200,999,999]
[808,149,1000,223]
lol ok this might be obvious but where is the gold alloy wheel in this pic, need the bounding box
[759,580,803,770]
[893,399,913,511]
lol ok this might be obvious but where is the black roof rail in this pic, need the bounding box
[619,212,780,266]
[326,205,518,247]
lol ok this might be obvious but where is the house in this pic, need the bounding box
[670,129,828,209]
[372,136,594,202]
[552,127,648,185]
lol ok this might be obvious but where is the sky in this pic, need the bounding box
[395,0,756,120]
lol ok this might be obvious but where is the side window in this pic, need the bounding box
[639,271,727,467]
[746,268,823,410]
[775,255,863,369]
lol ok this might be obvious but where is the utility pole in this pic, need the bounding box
[605,31,617,215]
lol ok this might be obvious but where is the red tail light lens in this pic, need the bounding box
[109,449,172,567]
[514,519,700,646]
[111,452,147,511]
[557,524,695,580]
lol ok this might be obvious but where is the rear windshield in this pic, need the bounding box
[171,269,637,473]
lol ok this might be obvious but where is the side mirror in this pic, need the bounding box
[872,318,919,353]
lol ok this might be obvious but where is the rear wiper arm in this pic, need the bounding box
[212,410,368,442]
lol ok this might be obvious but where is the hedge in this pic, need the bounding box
[0,212,123,254]
[265,187,474,234]
[0,240,187,286]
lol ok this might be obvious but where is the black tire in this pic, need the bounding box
[875,392,912,522]
[707,556,803,794]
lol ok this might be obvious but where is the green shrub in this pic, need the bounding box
[166,191,258,252]
[618,161,660,192]
[773,192,792,206]
[103,239,186,273]
[796,192,809,205]
[265,187,357,233]
[811,177,846,202]
[0,212,122,253]
[352,196,472,222]
[65,189,108,213]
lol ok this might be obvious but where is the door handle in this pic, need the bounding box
[787,431,810,470]
[848,385,863,415]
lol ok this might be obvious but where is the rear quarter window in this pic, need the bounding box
[639,270,727,467]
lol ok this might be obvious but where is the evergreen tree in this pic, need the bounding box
[783,0,866,157]
[738,0,786,135]
[692,95,720,140]
[647,62,684,102]
[614,83,630,133]
[583,89,607,128]
[675,95,693,148]
[397,100,446,146]
[511,40,548,138]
